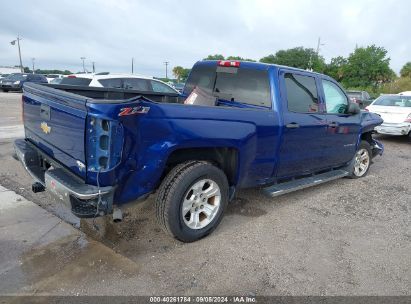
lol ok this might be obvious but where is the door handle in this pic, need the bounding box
[328,122,339,128]
[286,123,300,129]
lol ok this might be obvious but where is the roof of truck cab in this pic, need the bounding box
[198,60,328,78]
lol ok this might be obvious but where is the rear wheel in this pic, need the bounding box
[155,161,229,242]
[348,141,372,178]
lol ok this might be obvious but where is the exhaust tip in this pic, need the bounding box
[32,182,45,193]
[112,207,123,223]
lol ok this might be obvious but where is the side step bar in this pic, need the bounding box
[263,169,349,197]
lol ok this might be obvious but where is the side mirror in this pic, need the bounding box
[347,102,361,115]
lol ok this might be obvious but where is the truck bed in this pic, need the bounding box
[44,83,184,103]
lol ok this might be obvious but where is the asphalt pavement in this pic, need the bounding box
[0,92,409,296]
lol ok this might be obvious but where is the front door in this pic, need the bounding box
[320,79,361,166]
[276,71,328,178]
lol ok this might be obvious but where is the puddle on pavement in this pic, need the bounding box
[226,197,267,217]
[18,233,139,294]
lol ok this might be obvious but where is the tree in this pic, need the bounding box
[172,66,185,82]
[259,47,326,72]
[342,45,394,88]
[400,62,411,78]
[204,54,225,60]
[172,66,191,82]
[226,56,256,62]
[324,56,348,82]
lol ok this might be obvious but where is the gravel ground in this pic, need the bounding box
[0,92,410,295]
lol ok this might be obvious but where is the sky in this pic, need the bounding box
[0,0,409,77]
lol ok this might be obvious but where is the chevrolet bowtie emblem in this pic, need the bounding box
[40,122,51,134]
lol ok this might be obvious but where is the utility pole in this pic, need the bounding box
[10,36,24,73]
[164,61,169,79]
[131,58,134,74]
[80,57,86,73]
[31,58,35,74]
[92,61,95,73]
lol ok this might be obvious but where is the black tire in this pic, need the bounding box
[155,161,229,242]
[3,89,8,93]
[348,140,372,179]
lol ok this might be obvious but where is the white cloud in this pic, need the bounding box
[0,0,409,76]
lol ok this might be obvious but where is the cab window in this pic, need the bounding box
[322,80,348,114]
[284,73,319,113]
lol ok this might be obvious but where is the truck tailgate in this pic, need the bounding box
[23,83,88,178]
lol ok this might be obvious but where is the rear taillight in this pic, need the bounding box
[405,114,411,123]
[67,75,76,78]
[86,116,123,172]
[217,60,240,67]
[364,107,369,112]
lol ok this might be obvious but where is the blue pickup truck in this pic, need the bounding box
[14,60,384,242]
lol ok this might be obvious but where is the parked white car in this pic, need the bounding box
[398,91,411,96]
[366,94,411,137]
[45,74,64,83]
[59,73,178,94]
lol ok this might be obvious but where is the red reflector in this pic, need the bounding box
[217,60,240,67]
[67,75,76,78]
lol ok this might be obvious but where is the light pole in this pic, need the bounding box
[31,58,35,74]
[10,36,24,73]
[92,61,95,73]
[164,61,169,79]
[131,58,134,74]
[80,57,86,73]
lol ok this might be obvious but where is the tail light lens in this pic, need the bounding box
[364,107,369,112]
[86,116,124,172]
[405,114,411,123]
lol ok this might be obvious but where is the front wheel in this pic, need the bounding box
[348,141,372,178]
[155,161,229,242]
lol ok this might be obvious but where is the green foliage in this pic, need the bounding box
[400,62,411,78]
[204,54,225,60]
[226,56,256,62]
[172,66,191,82]
[379,77,411,94]
[324,56,347,82]
[259,47,326,73]
[23,67,72,75]
[341,45,393,88]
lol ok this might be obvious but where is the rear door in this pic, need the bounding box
[276,70,328,178]
[320,79,360,166]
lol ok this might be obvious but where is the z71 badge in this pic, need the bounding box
[40,122,51,134]
[118,106,150,116]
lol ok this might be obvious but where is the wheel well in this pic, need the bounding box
[164,147,238,185]
[360,132,373,144]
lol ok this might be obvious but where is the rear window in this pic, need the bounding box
[98,78,123,89]
[184,64,271,107]
[214,68,271,107]
[373,96,411,107]
[60,77,92,86]
[150,80,177,94]
[123,78,150,91]
[183,65,216,96]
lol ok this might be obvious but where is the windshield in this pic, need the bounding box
[373,96,411,107]
[6,74,28,81]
